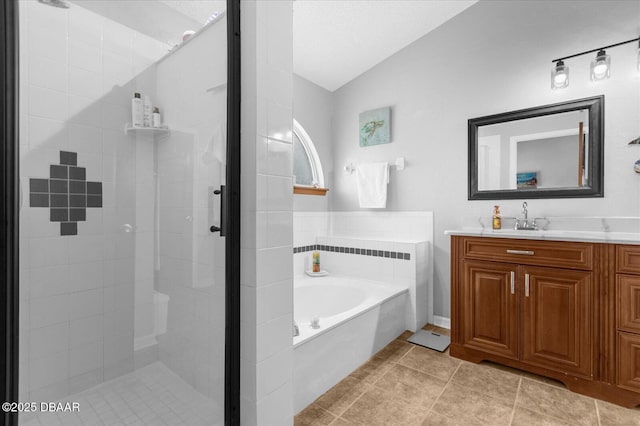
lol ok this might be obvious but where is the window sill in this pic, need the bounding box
[293,185,329,196]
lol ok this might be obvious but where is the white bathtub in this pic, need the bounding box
[293,275,409,413]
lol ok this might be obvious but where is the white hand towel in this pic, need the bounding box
[356,162,389,208]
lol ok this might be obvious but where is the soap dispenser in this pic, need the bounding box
[492,205,502,230]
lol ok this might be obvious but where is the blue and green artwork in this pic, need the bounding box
[359,107,391,147]
[517,171,538,189]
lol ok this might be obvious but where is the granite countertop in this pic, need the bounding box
[444,228,640,245]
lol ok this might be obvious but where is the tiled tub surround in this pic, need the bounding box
[294,236,428,332]
[293,211,435,327]
[29,150,103,236]
[293,275,408,413]
[18,0,167,406]
[294,243,411,261]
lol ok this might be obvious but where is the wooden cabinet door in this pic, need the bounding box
[521,266,593,378]
[617,274,640,334]
[617,332,640,392]
[462,260,518,360]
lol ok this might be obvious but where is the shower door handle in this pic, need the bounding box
[210,185,226,236]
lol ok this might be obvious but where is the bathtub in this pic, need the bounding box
[293,275,409,413]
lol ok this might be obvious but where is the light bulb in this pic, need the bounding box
[551,60,569,89]
[554,73,567,85]
[590,49,610,81]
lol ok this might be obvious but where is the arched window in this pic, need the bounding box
[293,119,326,194]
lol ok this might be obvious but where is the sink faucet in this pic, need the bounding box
[515,201,538,230]
[293,321,299,337]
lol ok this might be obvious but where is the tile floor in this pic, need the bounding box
[19,362,221,426]
[295,325,640,426]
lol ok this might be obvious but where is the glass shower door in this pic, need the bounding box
[14,1,232,424]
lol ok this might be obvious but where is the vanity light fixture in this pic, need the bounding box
[551,60,569,89]
[551,36,639,89]
[590,49,610,81]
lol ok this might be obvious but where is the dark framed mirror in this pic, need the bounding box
[468,95,604,200]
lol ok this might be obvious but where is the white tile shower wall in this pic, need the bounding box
[18,0,167,402]
[241,1,294,425]
[154,18,227,414]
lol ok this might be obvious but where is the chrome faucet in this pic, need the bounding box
[515,201,538,230]
[293,321,299,337]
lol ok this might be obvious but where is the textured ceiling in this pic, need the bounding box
[293,0,478,92]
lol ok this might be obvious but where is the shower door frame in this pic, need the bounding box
[1,0,19,425]
[0,1,242,425]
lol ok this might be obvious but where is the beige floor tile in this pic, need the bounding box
[516,378,598,425]
[511,406,573,425]
[315,376,370,416]
[421,410,478,425]
[431,382,513,426]
[295,404,336,426]
[349,355,393,384]
[375,339,414,362]
[596,400,640,426]
[396,330,414,341]
[398,346,461,381]
[450,361,521,403]
[519,370,567,388]
[375,364,448,408]
[330,418,354,425]
[341,386,430,426]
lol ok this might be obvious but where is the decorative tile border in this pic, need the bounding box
[293,244,410,260]
[29,150,103,236]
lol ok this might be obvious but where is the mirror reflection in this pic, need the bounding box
[477,109,589,191]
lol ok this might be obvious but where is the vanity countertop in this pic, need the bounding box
[444,228,640,245]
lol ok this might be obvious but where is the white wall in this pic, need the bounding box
[329,0,640,319]
[293,75,334,211]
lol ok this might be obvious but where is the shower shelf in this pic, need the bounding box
[124,123,170,136]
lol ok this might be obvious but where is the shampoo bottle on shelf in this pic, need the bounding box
[492,205,502,230]
[131,93,143,127]
[312,251,320,273]
[152,107,162,128]
[143,95,153,127]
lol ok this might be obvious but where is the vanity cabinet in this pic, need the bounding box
[455,238,593,378]
[616,246,640,393]
[451,235,640,408]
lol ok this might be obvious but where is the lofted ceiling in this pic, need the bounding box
[293,0,478,92]
[71,0,477,92]
[71,0,224,47]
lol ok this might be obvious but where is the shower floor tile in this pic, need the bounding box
[19,362,221,426]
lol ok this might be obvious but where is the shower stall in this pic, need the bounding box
[1,0,241,424]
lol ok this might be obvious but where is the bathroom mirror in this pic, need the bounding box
[468,95,604,200]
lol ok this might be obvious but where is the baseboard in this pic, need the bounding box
[432,315,450,329]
